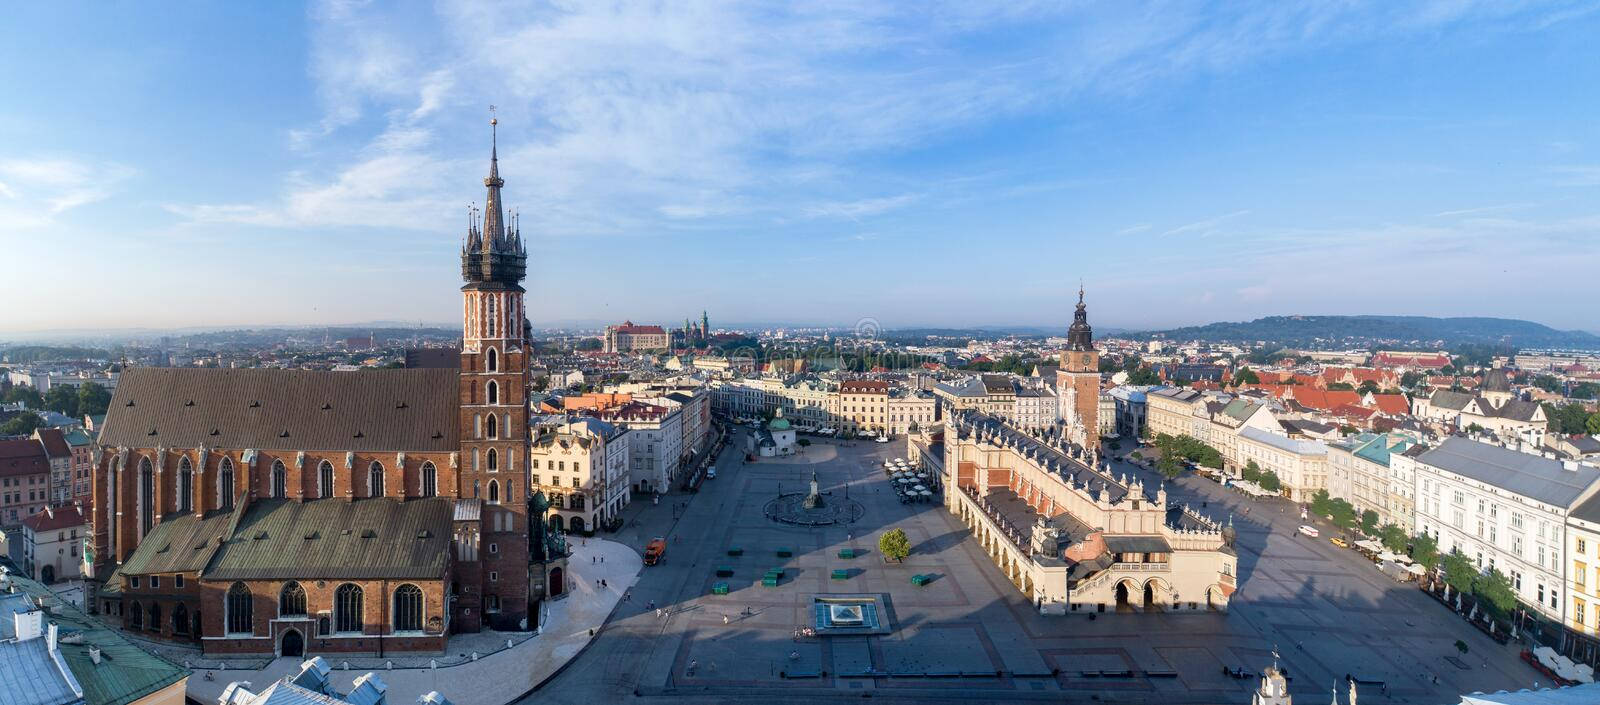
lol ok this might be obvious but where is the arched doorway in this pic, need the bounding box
[1114,581,1132,611]
[1207,585,1225,610]
[280,628,304,658]
[570,516,585,533]
[549,567,565,597]
[40,565,55,584]
[1143,582,1155,610]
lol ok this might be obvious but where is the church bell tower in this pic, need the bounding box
[457,115,532,630]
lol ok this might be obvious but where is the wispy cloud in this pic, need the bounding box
[1161,210,1250,237]
[803,194,920,220]
[1116,223,1152,235]
[0,157,135,229]
[1550,165,1600,186]
[1433,202,1537,218]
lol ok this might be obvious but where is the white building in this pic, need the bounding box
[529,416,629,534]
[1414,437,1600,630]
[16,504,87,583]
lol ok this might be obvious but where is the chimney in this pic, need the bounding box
[1564,460,1580,472]
[88,646,102,665]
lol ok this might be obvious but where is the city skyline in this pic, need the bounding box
[3,2,1599,335]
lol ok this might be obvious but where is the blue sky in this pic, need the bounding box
[2,1,1598,335]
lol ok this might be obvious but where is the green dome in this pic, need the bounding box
[767,416,792,431]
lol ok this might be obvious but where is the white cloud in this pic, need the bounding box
[802,194,920,220]
[0,158,135,230]
[1161,210,1250,237]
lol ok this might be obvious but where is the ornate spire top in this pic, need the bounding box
[461,108,527,287]
[1067,281,1093,352]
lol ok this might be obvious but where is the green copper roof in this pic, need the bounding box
[6,570,188,705]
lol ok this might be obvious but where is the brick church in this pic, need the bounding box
[89,120,562,657]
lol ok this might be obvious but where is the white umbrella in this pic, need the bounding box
[913,484,926,491]
[919,490,932,496]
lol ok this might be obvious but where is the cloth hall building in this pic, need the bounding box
[88,123,559,657]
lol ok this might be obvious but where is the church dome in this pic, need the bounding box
[768,408,792,431]
[1482,368,1511,394]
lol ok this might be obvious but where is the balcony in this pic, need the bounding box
[1112,562,1170,572]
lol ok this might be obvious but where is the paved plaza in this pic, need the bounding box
[517,432,1549,704]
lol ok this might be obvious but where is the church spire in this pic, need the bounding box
[1068,281,1093,351]
[482,114,506,248]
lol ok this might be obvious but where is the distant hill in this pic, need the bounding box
[1133,315,1600,349]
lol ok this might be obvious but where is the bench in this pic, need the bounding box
[711,582,729,595]
[762,576,780,587]
[765,567,785,578]
[838,548,857,559]
[910,574,931,586]
[727,547,743,556]
[715,566,734,577]
[831,569,849,580]
[776,547,793,557]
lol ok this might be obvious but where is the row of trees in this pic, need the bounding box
[1543,401,1600,435]
[2,381,112,419]
[1240,460,1282,493]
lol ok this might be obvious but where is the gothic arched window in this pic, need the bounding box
[485,295,497,337]
[488,480,500,504]
[487,380,499,405]
[486,448,498,472]
[486,414,498,439]
[271,460,287,498]
[486,347,498,372]
[393,584,423,632]
[335,583,364,633]
[218,457,236,511]
[226,582,253,634]
[318,461,334,499]
[368,462,385,498]
[137,457,155,536]
[280,581,307,616]
[421,462,437,498]
[177,457,193,514]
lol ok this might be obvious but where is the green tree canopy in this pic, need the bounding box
[1309,489,1333,518]
[1378,524,1408,553]
[43,385,79,418]
[1233,367,1261,386]
[878,528,911,561]
[0,411,44,436]
[1587,412,1600,436]
[1360,510,1380,536]
[1441,550,1477,595]
[3,386,43,408]
[1258,470,1282,493]
[1357,380,1380,395]
[1544,402,1592,434]
[1327,498,1358,531]
[1474,568,1517,618]
[1412,533,1440,572]
[1241,460,1262,484]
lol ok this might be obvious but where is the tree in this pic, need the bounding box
[1357,380,1380,395]
[878,528,911,562]
[1233,367,1260,386]
[1309,489,1333,518]
[1360,510,1379,536]
[1401,371,1426,388]
[42,385,78,418]
[1326,382,1355,391]
[1532,374,1562,393]
[1411,533,1440,575]
[1474,568,1517,621]
[1258,471,1282,493]
[1441,550,1476,602]
[76,381,111,418]
[3,386,43,409]
[1544,403,1592,434]
[1156,455,1184,479]
[797,438,811,447]
[1328,499,1358,532]
[1242,460,1262,484]
[1378,524,1408,553]
[0,412,44,436]
[1587,412,1600,436]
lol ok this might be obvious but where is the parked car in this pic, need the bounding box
[706,466,717,479]
[1298,524,1320,537]
[1330,536,1349,548]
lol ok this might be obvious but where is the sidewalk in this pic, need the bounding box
[184,538,641,705]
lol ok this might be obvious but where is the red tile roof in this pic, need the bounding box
[33,428,71,458]
[1368,393,1409,415]
[0,439,48,478]
[21,504,86,532]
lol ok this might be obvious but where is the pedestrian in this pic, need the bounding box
[602,579,608,588]
[601,556,605,563]
[723,614,730,625]
[648,599,655,610]
[593,556,597,564]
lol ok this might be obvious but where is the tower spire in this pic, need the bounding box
[482,110,506,248]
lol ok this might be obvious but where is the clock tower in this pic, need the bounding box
[1057,286,1101,453]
